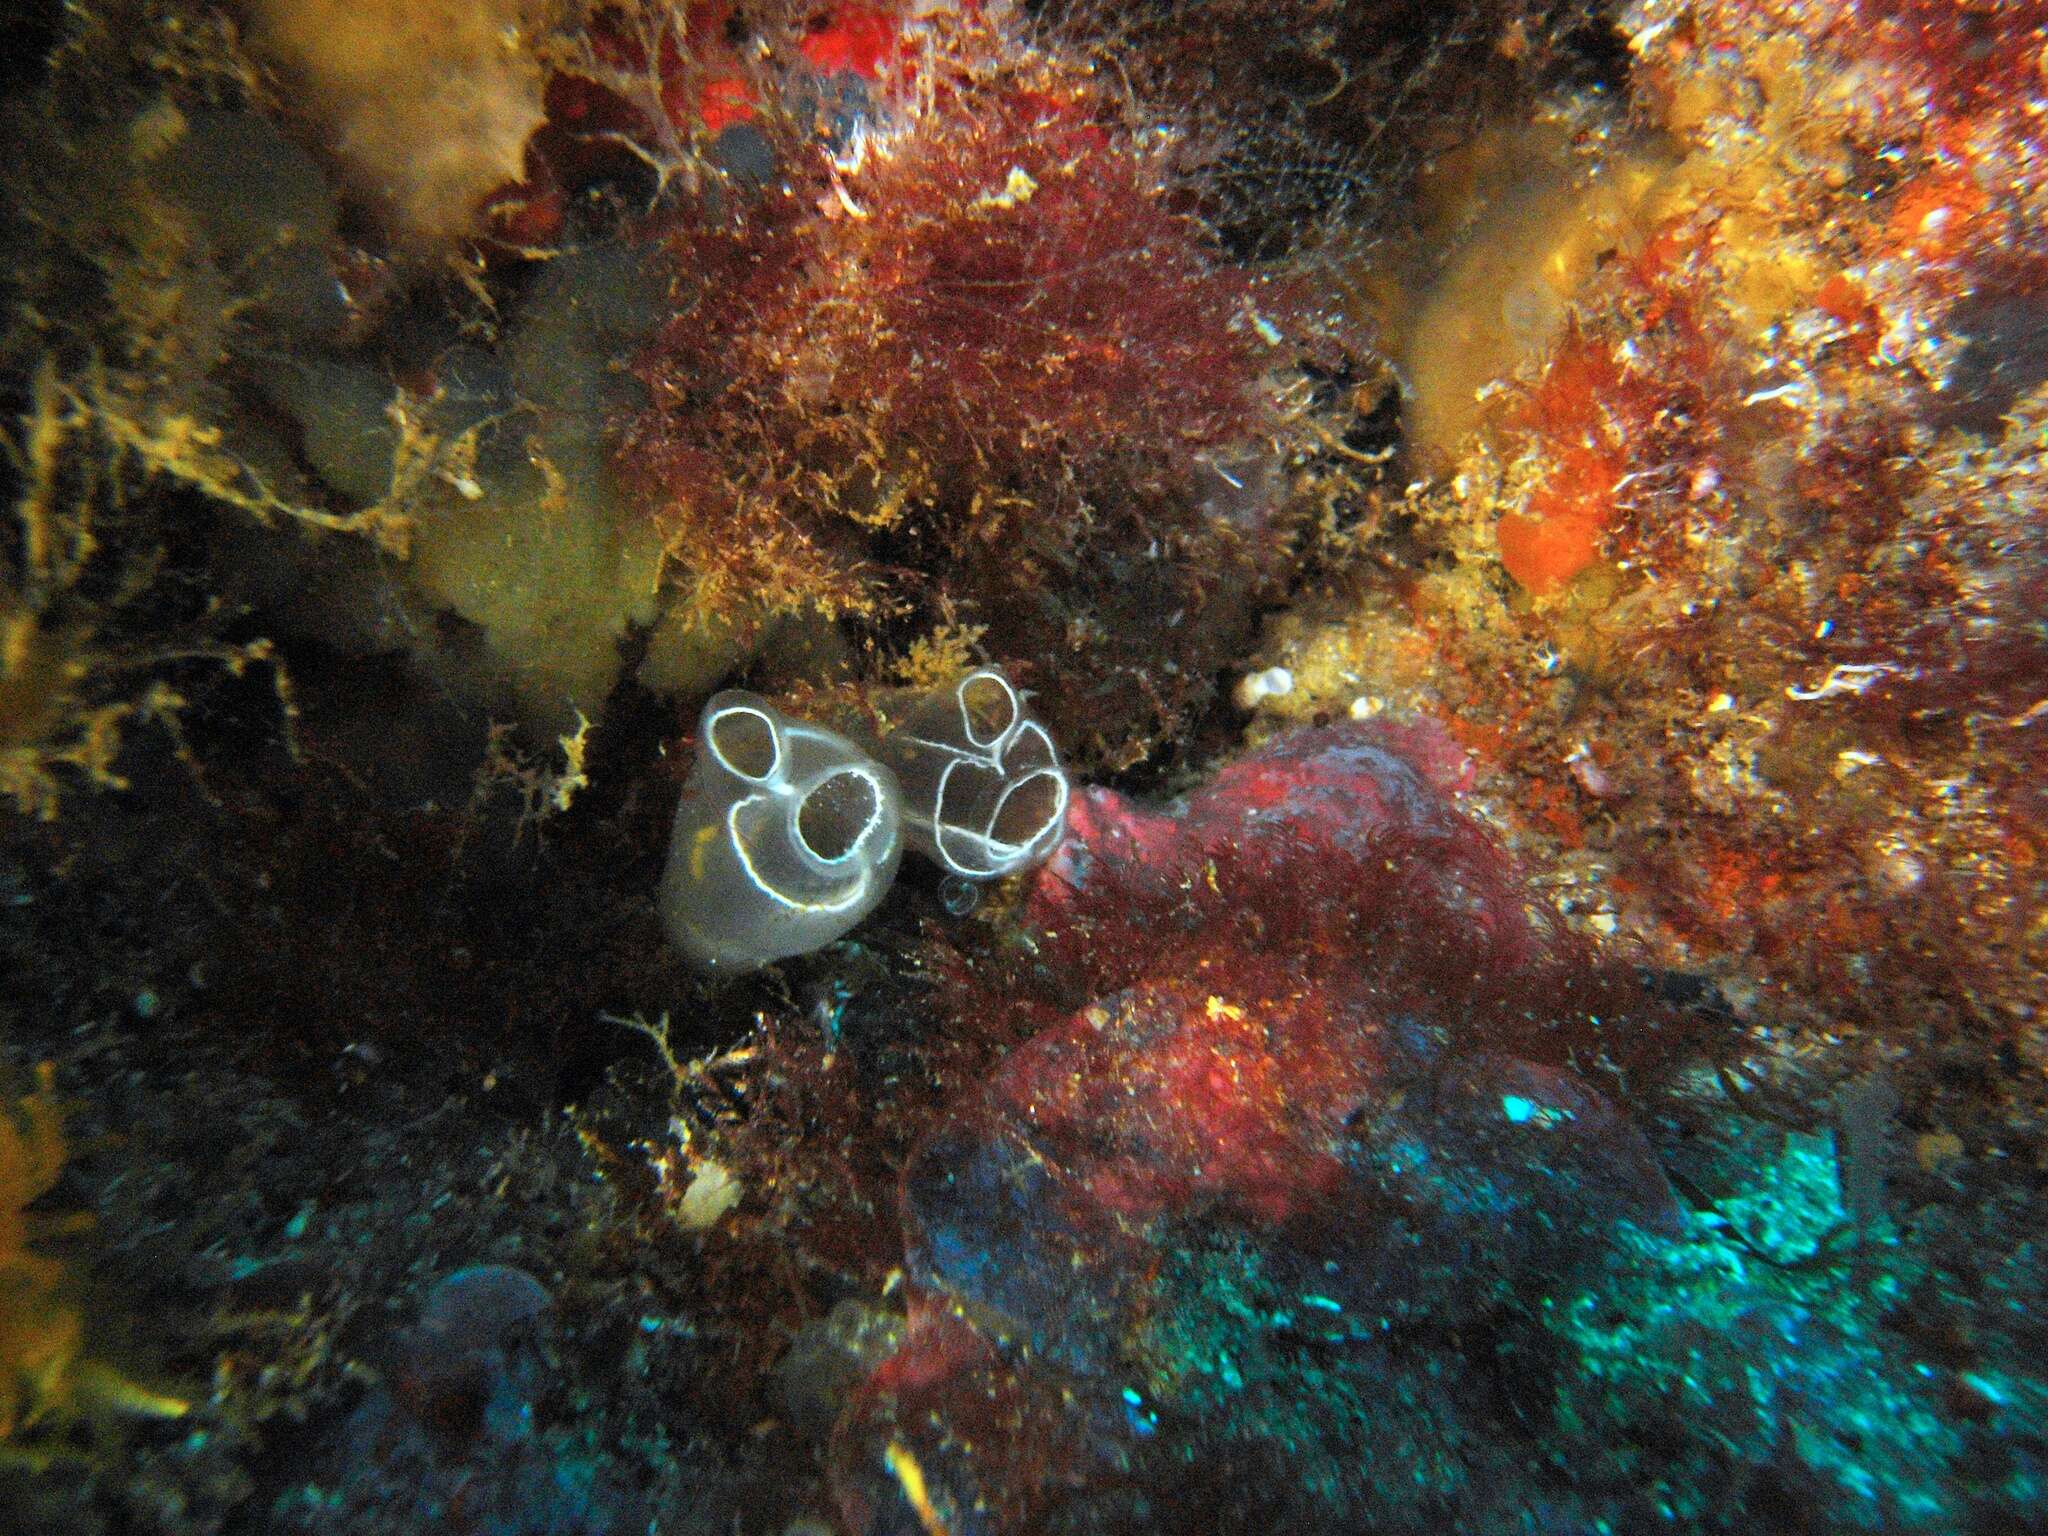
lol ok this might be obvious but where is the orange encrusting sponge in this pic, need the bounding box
[1497,332,1636,594]
[1496,503,1606,594]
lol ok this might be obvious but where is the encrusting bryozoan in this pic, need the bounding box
[881,669,1069,881]
[660,693,903,972]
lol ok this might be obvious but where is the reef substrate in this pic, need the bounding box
[1,3,2044,1535]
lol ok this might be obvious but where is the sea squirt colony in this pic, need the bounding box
[661,668,1069,970]
[0,2,2044,1535]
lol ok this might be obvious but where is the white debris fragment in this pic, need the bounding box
[1234,666,1295,710]
[1786,662,1898,702]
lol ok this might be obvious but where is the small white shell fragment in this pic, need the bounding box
[1233,666,1294,710]
[675,1160,744,1230]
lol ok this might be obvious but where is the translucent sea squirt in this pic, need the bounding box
[881,669,1069,880]
[660,692,903,971]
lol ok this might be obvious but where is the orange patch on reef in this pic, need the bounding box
[1442,713,1510,765]
[1629,215,1702,312]
[1520,777,1586,849]
[1814,272,1883,363]
[1495,253,1723,591]
[696,77,757,135]
[1879,171,1990,262]
[1815,273,1870,326]
[1498,507,1604,593]
[798,3,903,80]
[1695,845,1783,927]
[1499,334,1632,593]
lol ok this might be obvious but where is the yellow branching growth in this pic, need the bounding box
[542,0,711,199]
[2,357,303,819]
[85,363,414,556]
[0,1063,84,1440]
[3,360,113,818]
[891,621,989,692]
[0,1064,188,1441]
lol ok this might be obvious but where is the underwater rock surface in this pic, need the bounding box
[1,2,2045,1535]
[837,722,1896,1534]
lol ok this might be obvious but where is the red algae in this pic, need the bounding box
[805,84,1262,473]
[826,719,1698,1531]
[1245,0,2048,1136]
[1014,722,1561,1027]
[623,8,1271,521]
[832,1304,1108,1536]
[12,3,2048,1532]
[1823,0,2048,116]
[615,6,1299,766]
